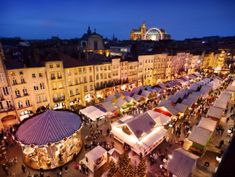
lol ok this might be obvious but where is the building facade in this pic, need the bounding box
[1,42,226,129]
[130,23,171,41]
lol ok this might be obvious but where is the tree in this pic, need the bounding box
[136,158,147,177]
[118,152,135,177]
[107,160,117,177]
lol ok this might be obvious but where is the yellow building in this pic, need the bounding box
[7,67,50,121]
[45,61,68,109]
[0,45,17,129]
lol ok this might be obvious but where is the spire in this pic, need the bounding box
[87,26,91,34]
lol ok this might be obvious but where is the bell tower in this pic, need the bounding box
[140,22,147,40]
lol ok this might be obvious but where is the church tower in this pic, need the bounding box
[140,23,147,40]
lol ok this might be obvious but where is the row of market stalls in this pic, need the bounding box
[166,77,231,177]
[184,78,234,156]
[111,110,171,156]
[155,77,215,119]
[79,73,203,121]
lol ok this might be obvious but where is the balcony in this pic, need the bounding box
[0,106,15,113]
[53,96,65,102]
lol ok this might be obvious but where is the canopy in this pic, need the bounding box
[16,110,82,145]
[167,148,199,177]
[100,101,117,112]
[213,91,231,110]
[115,97,127,108]
[80,106,106,121]
[206,106,224,120]
[198,118,217,132]
[188,126,212,146]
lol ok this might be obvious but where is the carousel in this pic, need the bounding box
[15,110,83,170]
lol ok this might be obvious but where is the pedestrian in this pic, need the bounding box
[22,164,26,173]
[64,166,68,173]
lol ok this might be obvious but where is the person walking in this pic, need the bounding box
[21,164,26,173]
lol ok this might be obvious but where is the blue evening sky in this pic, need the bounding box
[1,0,235,40]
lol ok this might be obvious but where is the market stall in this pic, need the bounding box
[16,110,83,170]
[111,112,167,156]
[80,106,106,121]
[167,148,199,177]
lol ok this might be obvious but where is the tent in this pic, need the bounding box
[115,97,127,108]
[206,106,224,120]
[80,106,106,121]
[198,118,217,132]
[147,110,171,125]
[100,101,117,112]
[188,126,212,146]
[175,103,188,113]
[111,112,167,156]
[81,146,108,173]
[167,148,199,177]
[213,91,231,110]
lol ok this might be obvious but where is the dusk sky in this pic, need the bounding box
[1,0,235,40]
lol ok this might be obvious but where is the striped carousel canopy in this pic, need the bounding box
[16,110,82,145]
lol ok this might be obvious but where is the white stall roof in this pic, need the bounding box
[167,148,199,177]
[188,126,212,146]
[198,118,217,132]
[206,106,224,119]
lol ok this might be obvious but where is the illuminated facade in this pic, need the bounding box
[0,42,219,129]
[130,23,171,41]
[201,50,228,73]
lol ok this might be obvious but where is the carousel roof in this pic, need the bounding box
[16,110,82,145]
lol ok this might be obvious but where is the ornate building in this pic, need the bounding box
[130,23,171,41]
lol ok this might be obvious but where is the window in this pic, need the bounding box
[6,101,12,108]
[40,83,45,89]
[84,85,88,92]
[75,78,78,85]
[13,79,17,85]
[56,63,60,68]
[50,64,53,68]
[84,77,87,83]
[89,67,92,73]
[26,100,30,107]
[76,88,79,95]
[32,73,36,78]
[100,73,103,79]
[39,73,43,77]
[79,68,82,74]
[58,83,63,89]
[36,95,41,103]
[83,68,86,74]
[90,85,93,91]
[89,75,92,82]
[15,90,20,97]
[52,83,57,90]
[0,102,3,109]
[34,84,39,91]
[3,87,9,95]
[51,73,55,80]
[23,88,28,96]
[57,72,62,79]
[18,101,23,109]
[96,74,99,80]
[19,71,23,75]
[70,90,74,97]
